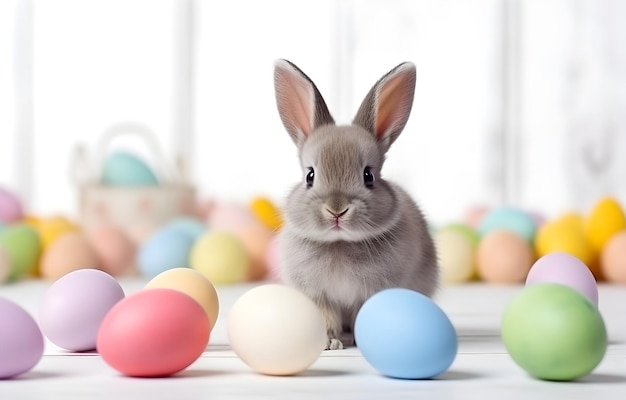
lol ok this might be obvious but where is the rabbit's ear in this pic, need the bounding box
[353,62,416,152]
[274,59,335,145]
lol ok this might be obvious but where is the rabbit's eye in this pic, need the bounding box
[364,167,375,188]
[306,167,315,188]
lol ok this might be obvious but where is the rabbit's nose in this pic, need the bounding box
[325,208,349,218]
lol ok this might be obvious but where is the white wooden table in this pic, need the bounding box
[1,279,625,400]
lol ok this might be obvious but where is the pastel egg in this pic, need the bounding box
[501,283,607,381]
[137,227,194,279]
[0,246,11,283]
[190,231,249,285]
[601,230,626,284]
[0,186,23,223]
[463,205,490,228]
[0,224,41,281]
[478,207,537,244]
[265,235,281,282]
[39,269,125,351]
[249,197,283,231]
[228,284,326,376]
[355,288,457,379]
[36,216,80,250]
[237,222,273,281]
[40,232,99,280]
[0,298,44,378]
[166,217,207,242]
[86,225,136,276]
[434,224,478,284]
[476,230,534,284]
[585,197,626,253]
[145,268,219,331]
[208,202,257,233]
[534,216,598,278]
[101,151,159,186]
[526,252,598,306]
[97,289,210,377]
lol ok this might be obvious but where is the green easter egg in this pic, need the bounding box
[102,151,159,186]
[0,224,42,281]
[501,283,607,381]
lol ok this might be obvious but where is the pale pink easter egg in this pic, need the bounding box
[40,232,100,280]
[86,225,136,276]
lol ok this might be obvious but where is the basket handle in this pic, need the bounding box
[71,122,188,186]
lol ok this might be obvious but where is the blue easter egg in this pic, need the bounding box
[166,217,207,242]
[478,207,536,244]
[137,228,194,278]
[355,288,457,379]
[102,151,159,186]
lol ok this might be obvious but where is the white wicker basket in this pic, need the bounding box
[72,122,196,237]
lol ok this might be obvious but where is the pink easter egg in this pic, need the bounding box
[0,187,23,224]
[265,235,282,282]
[86,225,136,276]
[208,202,256,233]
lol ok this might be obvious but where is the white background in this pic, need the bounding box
[1,0,626,226]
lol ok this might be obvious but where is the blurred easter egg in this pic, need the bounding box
[526,252,598,306]
[39,269,125,351]
[237,223,273,281]
[97,289,210,377]
[86,225,136,276]
[463,205,490,228]
[208,202,256,233]
[534,216,597,276]
[0,225,41,281]
[435,224,479,284]
[585,197,626,254]
[145,268,219,331]
[166,217,207,242]
[137,227,194,279]
[0,222,5,232]
[476,230,534,284]
[478,207,536,244]
[0,298,44,378]
[127,222,158,246]
[36,216,80,250]
[0,186,23,223]
[265,235,281,282]
[250,197,283,231]
[191,231,249,285]
[40,232,99,280]
[601,230,626,284]
[101,151,159,186]
[0,246,10,283]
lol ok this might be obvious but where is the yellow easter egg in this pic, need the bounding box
[434,225,478,284]
[190,231,249,285]
[250,197,283,231]
[555,212,585,230]
[535,219,594,266]
[145,268,220,331]
[37,216,80,249]
[585,197,626,253]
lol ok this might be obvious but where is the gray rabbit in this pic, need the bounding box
[274,60,439,350]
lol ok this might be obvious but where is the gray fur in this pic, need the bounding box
[274,60,439,350]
